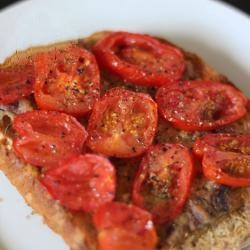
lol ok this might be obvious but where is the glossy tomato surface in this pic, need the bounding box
[156,81,247,131]
[202,149,250,187]
[13,110,87,168]
[87,87,158,158]
[93,32,185,86]
[34,44,100,117]
[0,64,34,104]
[132,143,194,224]
[40,154,116,212]
[93,202,157,250]
[193,133,250,158]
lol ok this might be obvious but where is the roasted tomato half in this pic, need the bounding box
[93,32,185,86]
[93,202,158,250]
[193,133,250,158]
[202,149,250,187]
[34,44,100,117]
[156,81,247,131]
[132,143,194,224]
[13,110,87,168]
[87,88,158,158]
[0,64,34,104]
[40,154,116,212]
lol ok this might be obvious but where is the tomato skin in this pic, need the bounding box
[156,81,247,131]
[202,148,250,187]
[13,110,87,168]
[87,87,158,158]
[132,143,194,224]
[247,100,250,110]
[93,202,158,250]
[93,32,185,87]
[0,64,34,104]
[193,133,250,158]
[34,44,100,117]
[40,154,116,212]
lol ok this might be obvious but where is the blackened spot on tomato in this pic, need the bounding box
[79,57,84,63]
[77,68,84,75]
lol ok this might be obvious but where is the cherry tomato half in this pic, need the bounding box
[156,81,247,131]
[40,154,116,212]
[93,202,158,250]
[13,110,87,168]
[93,32,185,87]
[87,88,158,158]
[0,64,34,104]
[34,44,100,117]
[202,148,250,187]
[193,133,250,158]
[132,143,194,224]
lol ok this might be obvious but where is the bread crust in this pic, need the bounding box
[0,31,249,250]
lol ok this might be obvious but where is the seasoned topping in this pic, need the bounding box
[132,143,194,224]
[13,110,87,168]
[0,63,34,104]
[203,150,250,187]
[34,44,100,117]
[194,134,250,186]
[93,31,185,86]
[193,134,250,158]
[93,202,158,250]
[40,154,116,212]
[221,156,250,178]
[156,81,247,131]
[87,88,157,158]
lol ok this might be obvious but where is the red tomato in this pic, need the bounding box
[87,88,158,158]
[193,133,250,158]
[247,99,250,109]
[132,143,194,224]
[34,44,100,117]
[93,32,185,87]
[40,154,116,212]
[0,64,34,104]
[13,110,87,168]
[202,148,250,187]
[93,202,157,250]
[156,81,247,131]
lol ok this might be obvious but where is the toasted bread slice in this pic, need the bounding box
[0,31,249,250]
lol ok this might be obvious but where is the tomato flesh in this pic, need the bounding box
[156,81,247,131]
[132,143,194,224]
[87,88,158,158]
[193,134,250,186]
[247,99,250,110]
[93,202,157,250]
[193,133,250,158]
[93,32,185,86]
[40,154,116,212]
[13,110,87,168]
[0,64,34,104]
[203,149,250,187]
[34,44,100,117]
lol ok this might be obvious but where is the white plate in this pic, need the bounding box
[0,0,249,249]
